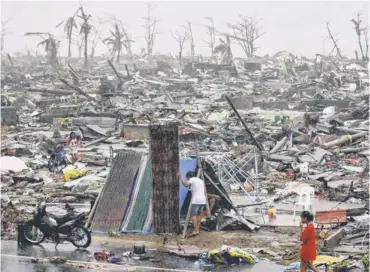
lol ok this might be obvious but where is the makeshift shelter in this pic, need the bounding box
[88,152,257,233]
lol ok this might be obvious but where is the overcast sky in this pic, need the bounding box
[1,1,369,58]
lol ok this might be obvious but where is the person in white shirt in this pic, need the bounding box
[177,171,206,237]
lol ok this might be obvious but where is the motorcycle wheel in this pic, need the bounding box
[48,156,57,172]
[70,227,91,248]
[23,224,45,245]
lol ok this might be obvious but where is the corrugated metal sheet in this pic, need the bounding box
[121,156,153,232]
[216,209,259,231]
[315,210,347,224]
[90,151,142,232]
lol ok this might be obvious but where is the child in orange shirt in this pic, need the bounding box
[300,211,319,272]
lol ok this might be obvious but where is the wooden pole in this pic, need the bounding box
[225,95,263,151]
[203,171,238,214]
[108,60,123,84]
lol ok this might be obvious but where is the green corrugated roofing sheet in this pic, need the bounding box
[124,159,153,231]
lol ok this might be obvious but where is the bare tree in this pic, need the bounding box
[326,21,343,59]
[90,29,100,60]
[76,5,92,66]
[103,18,135,63]
[228,15,265,58]
[364,28,369,61]
[71,33,84,58]
[1,19,12,51]
[56,15,78,57]
[214,36,233,64]
[351,13,369,62]
[171,30,187,66]
[204,17,216,57]
[182,21,195,56]
[25,32,60,71]
[143,2,159,56]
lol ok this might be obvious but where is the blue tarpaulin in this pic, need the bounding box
[179,159,197,209]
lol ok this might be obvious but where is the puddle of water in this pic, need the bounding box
[2,240,283,272]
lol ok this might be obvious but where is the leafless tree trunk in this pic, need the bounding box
[171,30,187,67]
[326,22,343,59]
[72,34,84,58]
[351,13,368,62]
[84,33,88,65]
[228,16,265,58]
[77,5,92,66]
[90,35,99,60]
[143,3,159,56]
[78,41,83,58]
[68,36,72,58]
[116,44,121,64]
[204,17,216,57]
[183,21,195,56]
[364,29,369,60]
[1,19,11,52]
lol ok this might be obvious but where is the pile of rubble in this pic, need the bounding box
[1,53,369,267]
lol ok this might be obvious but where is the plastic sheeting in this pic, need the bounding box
[195,245,260,265]
[0,156,28,174]
[179,159,197,209]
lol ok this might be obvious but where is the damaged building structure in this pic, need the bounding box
[1,49,369,270]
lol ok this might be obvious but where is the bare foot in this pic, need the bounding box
[188,231,199,238]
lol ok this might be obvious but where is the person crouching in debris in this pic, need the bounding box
[300,211,319,272]
[66,132,80,164]
[207,194,221,216]
[177,171,206,237]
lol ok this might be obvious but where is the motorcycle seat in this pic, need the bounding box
[53,212,83,225]
[53,213,74,225]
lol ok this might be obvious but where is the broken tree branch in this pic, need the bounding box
[59,78,95,101]
[326,21,343,59]
[107,59,123,84]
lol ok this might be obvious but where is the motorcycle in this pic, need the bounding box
[22,202,91,248]
[48,144,70,173]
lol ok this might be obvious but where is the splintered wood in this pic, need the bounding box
[149,123,180,234]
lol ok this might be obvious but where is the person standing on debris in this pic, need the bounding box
[66,132,80,164]
[177,171,206,237]
[300,211,319,272]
